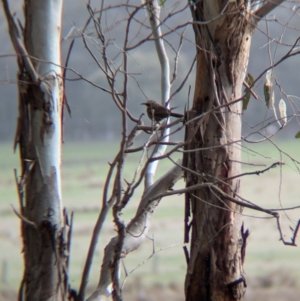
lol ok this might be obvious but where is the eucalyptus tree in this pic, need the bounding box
[2,0,300,301]
[184,1,299,300]
[3,0,69,300]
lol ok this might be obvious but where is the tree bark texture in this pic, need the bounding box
[12,1,68,300]
[184,1,251,300]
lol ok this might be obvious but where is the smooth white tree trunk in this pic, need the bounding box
[3,0,67,300]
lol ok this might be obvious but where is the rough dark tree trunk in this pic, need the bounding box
[184,0,287,299]
[184,2,252,300]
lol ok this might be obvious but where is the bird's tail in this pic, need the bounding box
[170,112,183,118]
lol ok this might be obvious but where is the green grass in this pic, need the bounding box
[242,139,300,172]
[0,139,300,298]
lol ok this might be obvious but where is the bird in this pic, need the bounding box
[141,100,183,122]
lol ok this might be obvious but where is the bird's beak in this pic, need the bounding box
[141,102,146,105]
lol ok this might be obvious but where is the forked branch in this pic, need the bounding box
[86,161,183,301]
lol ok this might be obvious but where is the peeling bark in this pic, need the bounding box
[184,1,286,298]
[3,0,68,300]
[184,1,252,300]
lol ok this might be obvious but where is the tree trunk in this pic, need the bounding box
[6,0,68,300]
[184,2,251,300]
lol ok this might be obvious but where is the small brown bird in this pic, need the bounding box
[141,100,183,122]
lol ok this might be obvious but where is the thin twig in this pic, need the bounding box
[2,0,38,81]
[276,215,300,246]
[11,205,37,229]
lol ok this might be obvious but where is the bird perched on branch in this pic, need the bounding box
[141,100,183,122]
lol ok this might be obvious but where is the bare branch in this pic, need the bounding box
[126,242,181,277]
[11,205,37,229]
[86,160,183,300]
[62,39,74,117]
[276,217,300,246]
[224,161,284,182]
[170,55,196,100]
[77,148,122,300]
[243,79,258,99]
[252,0,285,21]
[144,0,171,189]
[2,0,38,82]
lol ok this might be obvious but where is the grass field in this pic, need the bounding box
[0,139,300,300]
